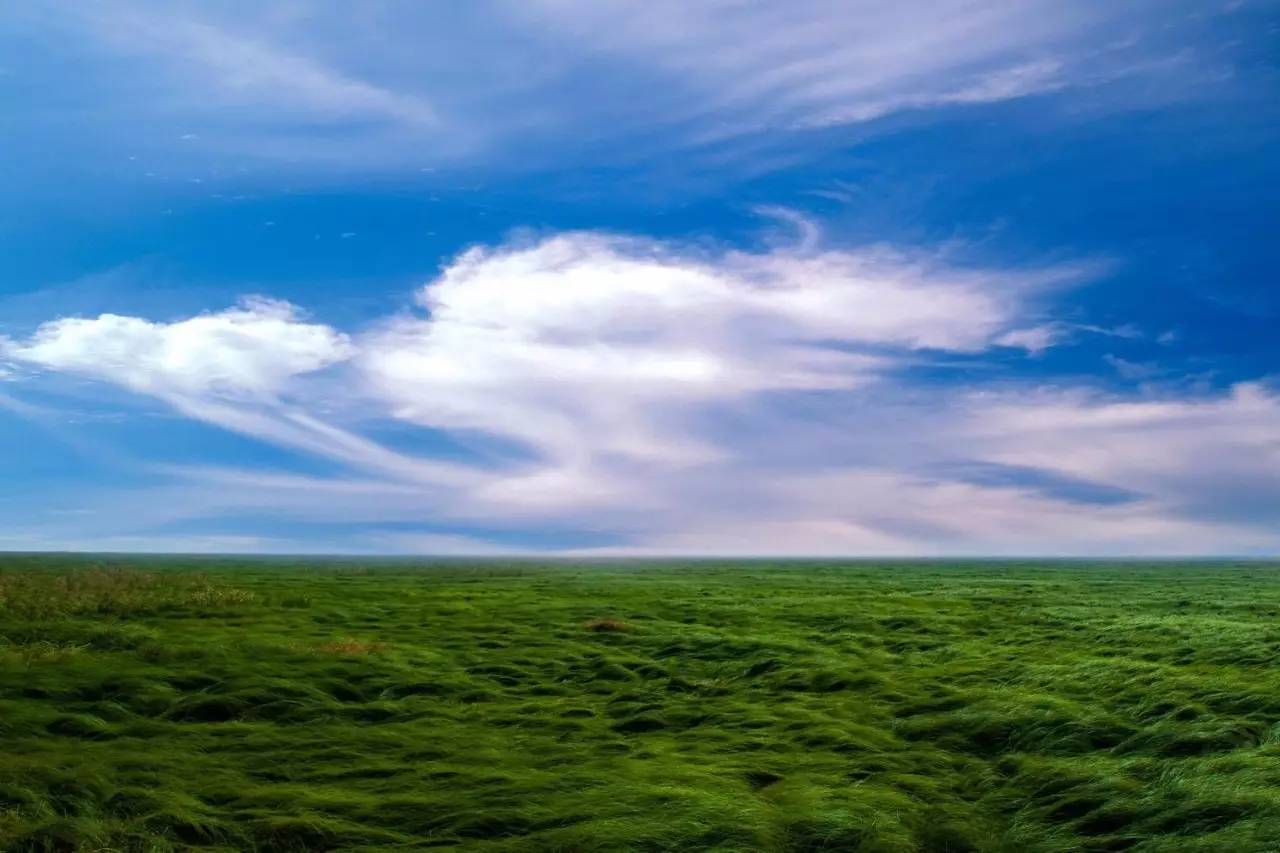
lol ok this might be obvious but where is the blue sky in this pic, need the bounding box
[1,0,1278,555]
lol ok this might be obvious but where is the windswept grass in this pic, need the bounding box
[1,556,1278,851]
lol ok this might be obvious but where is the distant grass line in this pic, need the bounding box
[0,567,255,619]
[0,557,1278,851]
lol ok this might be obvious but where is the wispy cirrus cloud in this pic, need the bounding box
[511,0,1208,142]
[75,5,440,128]
[549,380,1280,557]
[6,0,1235,179]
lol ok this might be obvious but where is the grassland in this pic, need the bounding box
[1,556,1279,852]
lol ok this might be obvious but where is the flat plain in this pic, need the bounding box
[1,556,1279,851]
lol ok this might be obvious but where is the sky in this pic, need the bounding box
[1,0,1278,556]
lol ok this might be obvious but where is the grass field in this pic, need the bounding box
[1,556,1279,851]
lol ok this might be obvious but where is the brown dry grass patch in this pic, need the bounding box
[308,638,388,655]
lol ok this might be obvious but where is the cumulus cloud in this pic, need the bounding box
[5,297,352,399]
[0,297,467,483]
[359,230,1081,474]
[7,225,1278,555]
[350,231,1279,552]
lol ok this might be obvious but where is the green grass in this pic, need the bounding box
[2,556,1279,851]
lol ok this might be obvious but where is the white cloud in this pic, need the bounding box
[167,379,1280,557]
[8,225,1278,555]
[995,324,1063,354]
[995,320,1141,353]
[359,228,1082,474]
[794,59,1067,129]
[5,297,352,399]
[557,381,1280,556]
[967,382,1280,513]
[0,297,469,483]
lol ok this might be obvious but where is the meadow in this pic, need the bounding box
[1,556,1279,852]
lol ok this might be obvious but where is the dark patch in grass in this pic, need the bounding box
[612,714,667,733]
[744,657,782,677]
[383,680,451,699]
[745,769,783,790]
[452,812,534,839]
[584,617,633,632]
[165,695,245,723]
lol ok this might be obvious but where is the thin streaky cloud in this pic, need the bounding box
[70,4,439,127]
